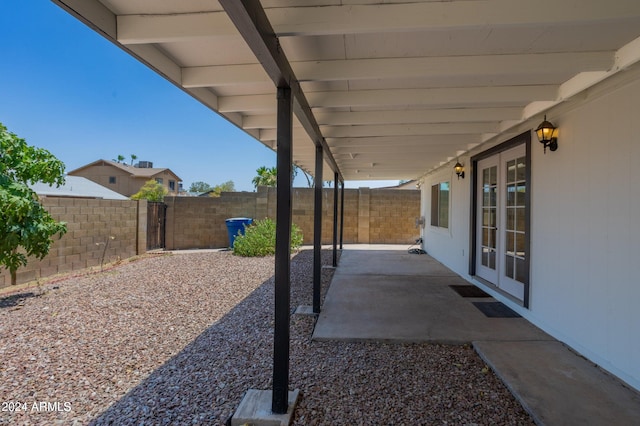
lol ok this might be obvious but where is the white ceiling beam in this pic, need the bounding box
[327,135,480,148]
[117,12,235,44]
[259,127,308,141]
[267,1,640,36]
[291,52,613,82]
[322,122,498,138]
[315,108,522,126]
[334,146,463,156]
[614,35,640,71]
[243,114,303,129]
[182,64,268,88]
[242,114,277,129]
[558,71,610,101]
[307,85,559,109]
[182,53,612,87]
[114,2,640,42]
[218,94,274,113]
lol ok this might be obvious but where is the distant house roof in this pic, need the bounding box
[68,159,182,181]
[30,176,129,200]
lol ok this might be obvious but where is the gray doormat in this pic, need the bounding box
[472,301,521,318]
[449,285,491,298]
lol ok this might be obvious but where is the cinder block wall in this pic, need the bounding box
[164,192,259,250]
[0,197,142,288]
[165,187,420,249]
[370,189,423,244]
[1,189,420,288]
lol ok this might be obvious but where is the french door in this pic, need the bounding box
[475,144,528,303]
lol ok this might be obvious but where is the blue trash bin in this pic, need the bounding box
[225,217,253,248]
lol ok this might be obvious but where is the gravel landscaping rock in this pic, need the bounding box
[0,250,534,425]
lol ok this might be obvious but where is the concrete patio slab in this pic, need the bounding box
[313,248,550,343]
[474,340,640,426]
[314,245,640,425]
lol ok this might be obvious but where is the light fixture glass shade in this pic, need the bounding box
[454,162,464,174]
[535,116,557,143]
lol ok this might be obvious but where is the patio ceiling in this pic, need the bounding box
[53,0,640,181]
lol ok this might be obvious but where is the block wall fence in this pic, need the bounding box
[165,187,421,249]
[1,188,419,288]
[0,197,146,288]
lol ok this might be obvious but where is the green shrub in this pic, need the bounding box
[232,218,303,257]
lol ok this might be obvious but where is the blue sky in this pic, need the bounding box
[0,2,397,191]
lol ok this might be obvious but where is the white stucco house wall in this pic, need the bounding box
[419,68,640,392]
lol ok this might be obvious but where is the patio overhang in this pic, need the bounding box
[50,0,640,421]
[51,0,640,183]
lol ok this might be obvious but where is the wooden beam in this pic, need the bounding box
[290,52,613,82]
[322,123,499,138]
[267,1,640,36]
[117,12,234,44]
[314,108,523,126]
[307,85,559,109]
[115,2,640,41]
[181,52,612,87]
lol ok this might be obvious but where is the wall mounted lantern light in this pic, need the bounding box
[454,161,465,180]
[535,115,558,153]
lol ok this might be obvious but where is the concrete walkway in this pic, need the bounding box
[314,245,640,425]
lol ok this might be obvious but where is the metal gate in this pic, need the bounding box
[147,202,167,250]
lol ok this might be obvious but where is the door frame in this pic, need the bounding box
[469,131,532,308]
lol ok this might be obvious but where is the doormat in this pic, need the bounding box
[472,302,521,318]
[449,285,491,298]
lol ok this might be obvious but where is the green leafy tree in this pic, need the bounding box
[130,154,137,165]
[112,154,126,164]
[252,166,277,189]
[131,179,167,202]
[209,180,235,197]
[0,123,67,285]
[189,181,213,193]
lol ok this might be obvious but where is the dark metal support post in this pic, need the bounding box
[332,172,339,267]
[272,86,292,414]
[313,145,323,313]
[340,181,345,250]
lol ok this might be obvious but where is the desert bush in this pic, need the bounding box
[232,218,303,257]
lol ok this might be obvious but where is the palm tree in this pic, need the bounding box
[130,154,138,165]
[252,166,277,189]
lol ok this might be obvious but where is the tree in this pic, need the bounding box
[0,123,67,285]
[112,154,126,164]
[131,179,167,202]
[209,180,235,197]
[130,154,138,165]
[295,165,313,188]
[188,181,213,193]
[252,166,277,189]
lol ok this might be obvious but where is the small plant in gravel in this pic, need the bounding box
[232,218,303,257]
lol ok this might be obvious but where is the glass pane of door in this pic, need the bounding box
[504,156,526,284]
[481,165,497,270]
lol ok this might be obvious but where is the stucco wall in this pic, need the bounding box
[419,71,640,391]
[165,187,421,249]
[0,197,143,288]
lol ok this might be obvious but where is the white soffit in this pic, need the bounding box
[53,0,640,181]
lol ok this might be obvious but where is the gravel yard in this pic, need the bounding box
[0,250,534,425]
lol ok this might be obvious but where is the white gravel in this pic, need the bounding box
[0,250,534,425]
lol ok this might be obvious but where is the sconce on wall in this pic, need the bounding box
[454,161,465,180]
[535,115,558,153]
